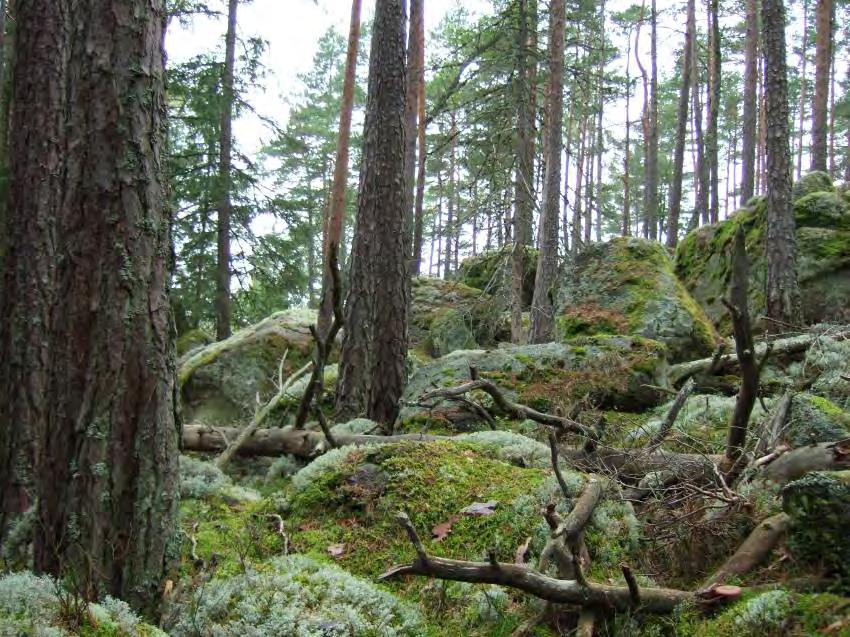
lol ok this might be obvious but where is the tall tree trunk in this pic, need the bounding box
[318,0,362,338]
[828,36,836,175]
[692,30,709,230]
[335,0,408,425]
[404,0,423,278]
[444,110,456,277]
[0,0,64,546]
[584,115,595,246]
[707,0,721,224]
[573,119,586,252]
[0,0,9,267]
[34,0,178,615]
[623,27,632,237]
[412,20,427,275]
[811,0,831,172]
[667,0,694,249]
[741,0,758,203]
[634,0,650,238]
[529,0,564,343]
[562,84,575,251]
[647,0,659,240]
[215,0,238,340]
[594,0,605,244]
[796,0,809,179]
[757,55,767,193]
[511,0,534,344]
[762,0,801,330]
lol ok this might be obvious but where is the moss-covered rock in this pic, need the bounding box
[676,175,850,333]
[179,309,319,427]
[556,237,718,363]
[454,245,538,309]
[792,170,834,201]
[783,470,850,589]
[786,394,850,446]
[398,337,667,431]
[425,308,478,358]
[175,327,213,357]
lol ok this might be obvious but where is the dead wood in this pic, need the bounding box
[701,512,790,589]
[760,440,850,484]
[419,378,594,438]
[379,513,701,613]
[753,391,793,459]
[667,326,850,387]
[553,475,603,542]
[647,376,696,451]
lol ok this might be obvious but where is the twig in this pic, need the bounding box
[553,475,603,542]
[621,563,641,607]
[647,377,696,451]
[548,429,571,500]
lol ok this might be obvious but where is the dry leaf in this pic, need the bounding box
[432,515,460,541]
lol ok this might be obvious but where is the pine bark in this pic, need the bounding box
[529,0,565,343]
[762,0,801,330]
[796,0,809,179]
[34,0,178,615]
[215,0,238,340]
[741,0,758,204]
[318,0,362,338]
[0,0,66,544]
[666,0,694,248]
[706,0,721,224]
[647,0,659,240]
[404,0,423,277]
[811,0,831,172]
[444,110,456,277]
[335,0,408,425]
[691,24,709,231]
[412,8,427,276]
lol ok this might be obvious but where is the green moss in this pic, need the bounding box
[454,245,538,308]
[175,328,212,357]
[794,191,850,231]
[792,170,834,202]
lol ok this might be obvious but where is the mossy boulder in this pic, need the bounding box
[179,309,320,426]
[176,327,213,357]
[398,336,667,431]
[676,174,850,333]
[783,470,850,589]
[792,169,834,201]
[786,394,850,446]
[409,277,492,357]
[555,237,718,363]
[454,245,538,309]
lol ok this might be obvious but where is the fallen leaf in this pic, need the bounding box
[460,500,498,516]
[432,515,459,541]
[327,543,345,558]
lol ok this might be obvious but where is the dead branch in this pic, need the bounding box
[548,430,572,500]
[760,440,850,484]
[294,247,344,430]
[667,327,850,386]
[380,513,699,613]
[753,391,793,459]
[722,227,759,477]
[553,475,603,542]
[419,378,594,438]
[701,512,790,590]
[621,563,641,607]
[647,376,696,451]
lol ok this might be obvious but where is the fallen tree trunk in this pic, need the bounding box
[760,440,850,484]
[667,327,850,386]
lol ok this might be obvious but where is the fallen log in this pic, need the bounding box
[760,440,850,484]
[667,327,850,386]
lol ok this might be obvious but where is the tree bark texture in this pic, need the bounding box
[411,1,426,276]
[403,0,422,278]
[336,0,408,425]
[811,0,831,172]
[761,0,801,330]
[529,0,564,344]
[741,0,758,204]
[796,0,809,179]
[707,0,721,224]
[215,0,237,340]
[0,0,66,544]
[666,0,693,248]
[34,0,178,615]
[646,0,659,240]
[318,0,362,339]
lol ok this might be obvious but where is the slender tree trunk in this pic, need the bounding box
[707,0,721,224]
[757,55,767,193]
[762,0,801,330]
[796,0,809,179]
[512,0,534,344]
[811,0,831,172]
[444,110,456,277]
[647,0,659,240]
[35,0,178,615]
[594,0,605,244]
[667,0,694,248]
[741,0,758,203]
[0,0,64,546]
[623,27,632,237]
[335,0,408,425]
[215,0,238,340]
[828,35,836,176]
[319,0,362,337]
[412,24,427,275]
[584,115,594,246]
[692,28,709,230]
[404,0,423,279]
[634,0,650,239]
[573,119,586,252]
[529,0,565,343]
[563,86,575,252]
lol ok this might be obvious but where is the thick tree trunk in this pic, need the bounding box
[811,0,831,172]
[666,0,694,248]
[529,0,565,344]
[336,0,408,426]
[318,0,362,338]
[34,0,178,616]
[741,0,758,204]
[0,0,65,545]
[215,0,238,340]
[762,0,801,330]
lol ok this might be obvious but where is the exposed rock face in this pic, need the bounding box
[555,237,718,363]
[408,277,488,357]
[676,172,850,333]
[454,245,538,308]
[398,336,668,430]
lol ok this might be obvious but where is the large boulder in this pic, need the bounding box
[676,172,850,333]
[409,277,489,357]
[555,237,718,363]
[454,245,538,308]
[179,308,319,426]
[399,336,668,430]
